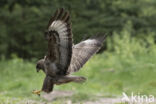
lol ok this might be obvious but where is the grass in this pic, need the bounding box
[0,33,156,104]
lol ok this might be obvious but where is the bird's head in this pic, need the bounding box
[36,59,45,72]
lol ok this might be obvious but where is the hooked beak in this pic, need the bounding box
[36,65,40,73]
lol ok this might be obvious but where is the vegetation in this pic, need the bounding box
[0,0,156,103]
[0,0,156,58]
[0,32,156,103]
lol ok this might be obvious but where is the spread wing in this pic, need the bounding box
[45,8,72,75]
[67,35,106,74]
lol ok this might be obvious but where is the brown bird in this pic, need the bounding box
[33,8,106,95]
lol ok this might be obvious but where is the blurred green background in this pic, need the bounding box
[0,0,156,104]
[0,0,156,59]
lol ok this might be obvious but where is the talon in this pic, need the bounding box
[32,90,41,96]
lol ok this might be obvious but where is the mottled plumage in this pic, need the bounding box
[35,8,106,94]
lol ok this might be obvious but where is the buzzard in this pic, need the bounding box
[32,8,106,95]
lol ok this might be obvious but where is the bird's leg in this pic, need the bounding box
[54,76,86,85]
[33,75,54,95]
[32,90,41,96]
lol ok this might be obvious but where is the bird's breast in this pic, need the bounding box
[44,62,58,76]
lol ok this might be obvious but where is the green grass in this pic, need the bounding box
[0,33,156,103]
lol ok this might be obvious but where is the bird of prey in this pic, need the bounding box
[32,8,106,95]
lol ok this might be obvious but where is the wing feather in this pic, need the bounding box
[67,35,106,74]
[46,8,72,75]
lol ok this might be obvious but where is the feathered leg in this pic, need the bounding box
[33,75,54,95]
[42,75,54,93]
